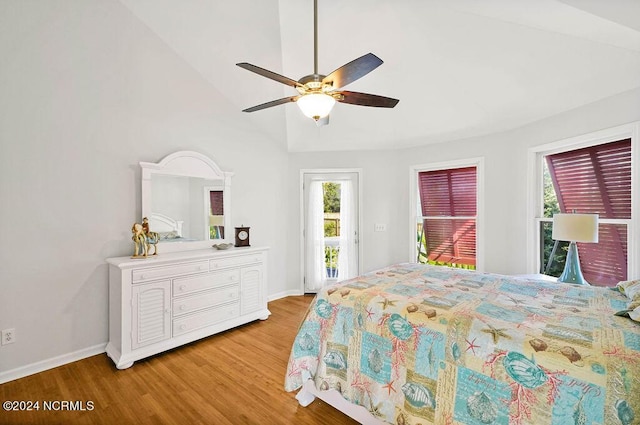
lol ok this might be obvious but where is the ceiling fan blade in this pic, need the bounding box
[322,53,383,90]
[236,63,303,88]
[242,96,298,113]
[337,91,399,108]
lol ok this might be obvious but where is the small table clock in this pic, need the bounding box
[235,226,250,247]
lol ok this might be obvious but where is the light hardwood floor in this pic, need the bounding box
[0,295,359,425]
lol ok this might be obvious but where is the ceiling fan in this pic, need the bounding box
[236,0,399,125]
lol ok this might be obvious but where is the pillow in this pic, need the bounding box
[630,306,640,322]
[617,279,640,300]
[616,279,640,322]
[158,230,179,240]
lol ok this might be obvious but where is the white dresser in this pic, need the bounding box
[106,246,269,369]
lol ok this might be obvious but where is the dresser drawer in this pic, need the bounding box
[172,285,239,317]
[172,270,239,296]
[209,253,264,270]
[132,261,209,283]
[173,302,240,336]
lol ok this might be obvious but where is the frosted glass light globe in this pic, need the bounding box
[297,93,336,121]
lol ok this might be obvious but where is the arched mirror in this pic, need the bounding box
[140,151,232,252]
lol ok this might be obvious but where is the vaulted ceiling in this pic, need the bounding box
[119,0,640,152]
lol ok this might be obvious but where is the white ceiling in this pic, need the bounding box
[119,0,640,152]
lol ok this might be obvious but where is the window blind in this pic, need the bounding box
[546,139,631,285]
[418,167,477,266]
[210,191,224,215]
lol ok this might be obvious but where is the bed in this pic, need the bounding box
[285,263,640,425]
[148,212,185,241]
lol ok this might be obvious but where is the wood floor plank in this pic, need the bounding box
[0,295,358,425]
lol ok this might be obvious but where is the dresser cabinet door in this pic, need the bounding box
[132,281,171,349]
[240,266,263,315]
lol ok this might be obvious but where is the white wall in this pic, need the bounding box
[286,151,408,292]
[287,88,640,288]
[0,1,288,376]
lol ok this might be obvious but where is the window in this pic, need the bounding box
[322,182,341,278]
[412,159,483,270]
[529,123,639,287]
[209,190,224,239]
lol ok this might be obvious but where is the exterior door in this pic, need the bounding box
[302,171,360,293]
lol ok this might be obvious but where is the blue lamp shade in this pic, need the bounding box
[552,213,599,285]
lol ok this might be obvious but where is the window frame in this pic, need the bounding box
[526,122,640,280]
[410,157,485,271]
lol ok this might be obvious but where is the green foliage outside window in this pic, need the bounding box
[323,182,341,238]
[541,164,567,276]
[325,246,339,269]
[324,219,338,237]
[323,182,340,213]
[323,182,341,274]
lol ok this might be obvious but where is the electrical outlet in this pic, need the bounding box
[1,328,16,345]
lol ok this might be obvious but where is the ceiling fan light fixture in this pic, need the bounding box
[296,93,335,121]
[236,0,398,123]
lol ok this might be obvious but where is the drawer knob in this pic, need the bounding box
[180,285,187,291]
[180,324,186,330]
[180,305,186,310]
[140,274,146,280]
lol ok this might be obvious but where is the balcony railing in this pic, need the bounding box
[416,223,476,270]
[324,237,340,279]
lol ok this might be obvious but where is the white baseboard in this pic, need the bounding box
[0,343,107,385]
[268,289,304,301]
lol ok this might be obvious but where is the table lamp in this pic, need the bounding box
[552,213,599,285]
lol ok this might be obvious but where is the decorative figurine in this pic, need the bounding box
[131,223,148,258]
[142,217,159,256]
[131,218,159,258]
[142,216,150,235]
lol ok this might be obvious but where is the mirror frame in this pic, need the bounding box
[140,151,233,252]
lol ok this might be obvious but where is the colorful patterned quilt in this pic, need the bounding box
[285,263,640,425]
